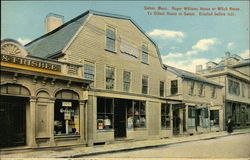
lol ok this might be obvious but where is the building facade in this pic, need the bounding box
[0,39,91,148]
[165,65,224,135]
[1,10,227,149]
[197,52,250,129]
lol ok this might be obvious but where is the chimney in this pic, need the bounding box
[45,13,64,33]
[196,64,202,73]
[225,51,231,58]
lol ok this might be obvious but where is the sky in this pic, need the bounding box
[1,1,249,72]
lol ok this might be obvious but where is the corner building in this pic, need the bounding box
[0,39,92,148]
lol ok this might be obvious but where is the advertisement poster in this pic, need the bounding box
[1,0,249,159]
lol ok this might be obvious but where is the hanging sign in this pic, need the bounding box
[62,101,72,107]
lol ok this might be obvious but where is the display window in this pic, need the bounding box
[54,100,80,135]
[127,100,146,129]
[161,103,170,129]
[97,97,113,130]
[210,110,219,126]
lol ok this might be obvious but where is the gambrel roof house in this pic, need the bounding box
[25,10,163,67]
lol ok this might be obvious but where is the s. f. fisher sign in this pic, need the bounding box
[1,39,61,74]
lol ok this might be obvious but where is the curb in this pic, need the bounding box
[60,131,250,158]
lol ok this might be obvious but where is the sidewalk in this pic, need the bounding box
[1,129,249,159]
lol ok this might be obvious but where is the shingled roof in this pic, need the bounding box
[164,64,222,87]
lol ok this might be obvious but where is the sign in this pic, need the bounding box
[62,101,72,107]
[1,54,61,72]
[64,112,71,120]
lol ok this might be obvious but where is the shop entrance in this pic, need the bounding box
[114,99,130,138]
[0,96,27,148]
[173,109,180,135]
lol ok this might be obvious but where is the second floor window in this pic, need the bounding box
[123,71,131,92]
[142,75,148,94]
[171,80,178,95]
[141,44,148,64]
[160,81,165,97]
[189,81,195,95]
[228,79,240,96]
[198,83,205,96]
[211,86,216,98]
[106,66,115,90]
[84,62,94,80]
[106,28,116,52]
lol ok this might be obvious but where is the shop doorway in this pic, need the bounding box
[195,109,201,132]
[173,109,180,135]
[0,96,27,148]
[114,99,129,138]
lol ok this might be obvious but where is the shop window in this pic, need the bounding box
[189,81,195,96]
[141,44,148,64]
[211,86,216,98]
[161,103,170,128]
[210,110,219,126]
[106,28,116,52]
[54,100,80,135]
[123,71,131,92]
[171,80,178,95]
[84,62,95,81]
[141,75,148,94]
[106,66,115,90]
[127,101,146,129]
[159,81,165,97]
[188,106,195,127]
[97,97,113,130]
[228,79,240,96]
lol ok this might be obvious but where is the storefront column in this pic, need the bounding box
[185,105,189,131]
[170,103,173,137]
[87,96,94,146]
[179,109,183,134]
[49,99,55,146]
[79,100,86,143]
[30,97,37,147]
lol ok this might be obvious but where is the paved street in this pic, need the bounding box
[88,133,250,158]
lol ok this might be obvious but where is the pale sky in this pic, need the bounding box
[2,1,249,72]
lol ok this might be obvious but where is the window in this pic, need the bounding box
[171,80,178,95]
[211,86,216,98]
[123,71,131,92]
[106,28,116,52]
[84,62,94,80]
[97,97,113,130]
[228,79,240,96]
[248,85,250,98]
[141,44,148,64]
[161,103,170,128]
[198,83,205,96]
[242,83,245,97]
[106,66,115,90]
[210,110,219,126]
[189,81,195,95]
[127,101,146,129]
[160,81,165,97]
[54,100,80,135]
[142,75,148,94]
[188,106,195,127]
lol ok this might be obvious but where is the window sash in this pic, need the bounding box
[142,76,148,94]
[160,81,164,97]
[106,67,115,90]
[171,80,178,95]
[84,64,94,80]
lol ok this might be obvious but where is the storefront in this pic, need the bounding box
[0,39,92,149]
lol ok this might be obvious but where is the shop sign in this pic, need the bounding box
[1,54,61,72]
[62,101,72,107]
[64,112,71,120]
[60,108,74,113]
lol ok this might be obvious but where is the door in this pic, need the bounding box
[173,109,180,135]
[114,99,127,138]
[0,96,26,148]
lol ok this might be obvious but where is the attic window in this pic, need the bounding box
[106,28,116,52]
[141,44,148,64]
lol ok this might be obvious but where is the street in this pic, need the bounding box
[87,133,250,158]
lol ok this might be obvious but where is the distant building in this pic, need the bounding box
[165,65,224,135]
[196,52,250,129]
